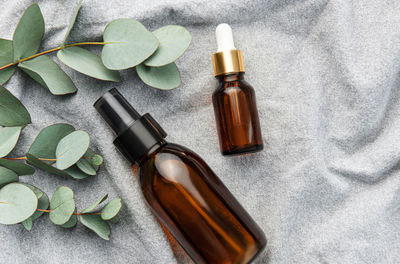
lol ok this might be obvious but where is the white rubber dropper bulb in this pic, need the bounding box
[216,23,236,52]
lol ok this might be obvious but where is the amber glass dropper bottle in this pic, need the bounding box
[212,24,263,156]
[94,89,267,264]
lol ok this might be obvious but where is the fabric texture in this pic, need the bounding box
[1,0,400,263]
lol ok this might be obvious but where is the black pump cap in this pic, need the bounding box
[94,88,140,135]
[94,88,167,163]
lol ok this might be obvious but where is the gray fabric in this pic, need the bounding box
[1,0,400,263]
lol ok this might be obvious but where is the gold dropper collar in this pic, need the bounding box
[212,49,245,77]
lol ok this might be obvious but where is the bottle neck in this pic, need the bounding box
[136,139,167,165]
[216,72,245,82]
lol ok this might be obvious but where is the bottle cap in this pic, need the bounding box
[212,23,245,76]
[94,88,167,163]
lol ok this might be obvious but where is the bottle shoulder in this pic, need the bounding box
[214,78,254,94]
[156,142,198,159]
[138,143,203,171]
[137,142,217,192]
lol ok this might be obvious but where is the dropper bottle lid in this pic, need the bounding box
[94,88,167,164]
[212,23,245,76]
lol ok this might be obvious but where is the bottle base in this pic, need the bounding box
[221,143,263,156]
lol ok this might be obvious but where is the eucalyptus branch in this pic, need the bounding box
[0,0,191,240]
[4,157,56,161]
[4,156,93,162]
[0,123,115,239]
[0,41,115,71]
[36,209,102,216]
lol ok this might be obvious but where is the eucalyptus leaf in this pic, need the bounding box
[84,149,101,169]
[49,186,75,225]
[107,215,120,224]
[13,3,44,60]
[76,149,99,175]
[0,166,19,187]
[82,194,108,213]
[32,193,49,221]
[19,55,77,95]
[0,39,16,84]
[62,0,83,45]
[22,184,43,200]
[0,86,31,127]
[144,25,192,67]
[0,183,38,225]
[136,63,181,90]
[90,154,103,167]
[23,184,49,221]
[0,126,21,157]
[56,130,90,170]
[26,153,70,178]
[28,123,75,161]
[0,158,34,176]
[101,19,159,70]
[57,47,121,82]
[64,165,90,180]
[21,217,33,231]
[80,214,110,240]
[19,184,49,231]
[76,158,97,176]
[61,214,77,228]
[101,198,122,220]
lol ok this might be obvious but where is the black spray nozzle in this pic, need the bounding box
[94,88,141,135]
[94,88,167,163]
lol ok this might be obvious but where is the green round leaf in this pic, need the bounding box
[62,0,83,45]
[0,183,38,225]
[22,184,43,199]
[58,47,121,82]
[101,198,122,220]
[20,184,49,231]
[73,148,101,176]
[80,215,110,240]
[28,123,75,161]
[23,184,49,221]
[144,25,192,67]
[33,192,49,221]
[13,3,44,60]
[101,19,159,70]
[107,215,120,224]
[0,158,35,176]
[0,126,21,157]
[0,86,31,127]
[26,153,70,178]
[82,194,108,213]
[61,214,77,228]
[21,217,33,231]
[0,39,16,85]
[84,149,101,169]
[90,154,103,166]
[19,55,77,95]
[0,166,19,187]
[56,131,90,170]
[76,158,97,176]
[49,186,75,225]
[64,165,90,180]
[136,63,181,90]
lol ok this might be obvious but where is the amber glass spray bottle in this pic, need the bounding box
[212,24,263,155]
[94,89,266,264]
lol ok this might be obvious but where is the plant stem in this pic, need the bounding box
[3,157,27,160]
[4,157,57,161]
[0,41,115,71]
[36,209,102,216]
